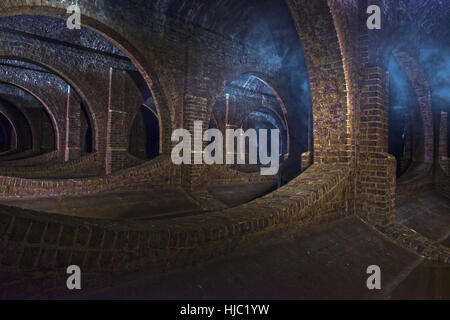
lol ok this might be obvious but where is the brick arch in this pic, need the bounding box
[0,51,101,150]
[392,50,434,164]
[239,107,288,132]
[239,106,289,156]
[0,97,40,154]
[0,51,100,153]
[208,72,292,157]
[0,99,36,153]
[0,81,60,153]
[286,0,350,164]
[0,109,18,153]
[0,3,173,154]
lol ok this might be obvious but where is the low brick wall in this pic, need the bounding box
[0,151,59,168]
[0,153,103,179]
[0,156,178,200]
[199,164,278,186]
[0,162,351,297]
[0,153,149,179]
[124,153,146,168]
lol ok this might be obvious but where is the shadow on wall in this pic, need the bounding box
[129,105,160,160]
[388,55,420,178]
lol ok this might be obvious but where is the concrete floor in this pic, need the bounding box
[77,191,449,300]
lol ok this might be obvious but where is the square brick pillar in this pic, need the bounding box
[106,68,129,174]
[355,3,397,226]
[356,16,397,225]
[357,66,396,226]
[181,92,210,190]
[106,68,144,174]
[65,86,81,161]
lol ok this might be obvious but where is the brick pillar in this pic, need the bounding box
[182,92,209,190]
[106,68,129,174]
[106,68,144,174]
[65,86,81,161]
[439,112,449,174]
[356,4,396,226]
[357,66,396,226]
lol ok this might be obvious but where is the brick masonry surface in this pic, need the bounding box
[0,0,448,298]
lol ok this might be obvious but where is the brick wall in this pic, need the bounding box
[0,153,102,179]
[0,2,448,298]
[0,156,177,200]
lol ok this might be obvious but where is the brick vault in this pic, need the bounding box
[0,0,448,299]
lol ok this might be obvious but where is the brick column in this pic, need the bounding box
[180,40,223,190]
[182,92,209,190]
[106,68,144,174]
[106,68,129,174]
[356,4,396,226]
[357,66,396,225]
[65,86,81,161]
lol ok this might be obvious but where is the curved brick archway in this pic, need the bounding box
[209,73,292,158]
[0,81,61,154]
[392,50,434,165]
[0,2,174,155]
[239,107,288,132]
[0,52,102,154]
[0,98,32,153]
[0,110,18,153]
[196,0,351,167]
[386,51,436,203]
[286,0,351,164]
[0,98,37,153]
[239,107,289,158]
[0,49,101,154]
